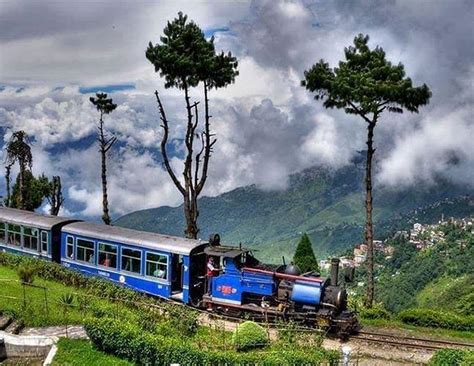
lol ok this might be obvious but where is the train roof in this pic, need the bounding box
[62,221,207,255]
[204,245,249,258]
[0,207,78,230]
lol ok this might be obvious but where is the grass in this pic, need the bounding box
[361,317,474,341]
[52,338,133,366]
[0,266,116,327]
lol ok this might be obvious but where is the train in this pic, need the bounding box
[0,207,359,335]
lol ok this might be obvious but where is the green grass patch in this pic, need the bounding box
[52,338,133,366]
[417,275,474,316]
[0,265,133,327]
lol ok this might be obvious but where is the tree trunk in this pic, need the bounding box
[184,194,199,239]
[18,160,25,209]
[365,121,376,308]
[99,116,111,225]
[5,165,11,207]
[49,176,63,216]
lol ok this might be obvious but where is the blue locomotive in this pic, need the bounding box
[0,207,358,335]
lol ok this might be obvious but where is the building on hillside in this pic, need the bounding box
[383,245,395,256]
[319,259,330,271]
[340,257,355,268]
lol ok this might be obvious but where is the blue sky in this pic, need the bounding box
[0,0,473,220]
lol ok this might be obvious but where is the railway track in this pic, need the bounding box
[351,330,474,351]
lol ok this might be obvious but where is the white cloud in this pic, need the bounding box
[378,106,474,187]
[1,0,472,219]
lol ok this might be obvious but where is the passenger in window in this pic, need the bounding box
[103,254,111,267]
[153,268,166,278]
[88,254,94,264]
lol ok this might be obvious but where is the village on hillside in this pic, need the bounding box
[320,216,474,271]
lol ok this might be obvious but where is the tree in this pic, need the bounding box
[46,176,64,216]
[90,92,117,225]
[146,12,238,238]
[293,233,319,273]
[10,171,50,211]
[4,131,33,209]
[302,34,431,307]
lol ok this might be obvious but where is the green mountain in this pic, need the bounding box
[115,163,473,263]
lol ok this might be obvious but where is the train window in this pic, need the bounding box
[66,236,74,259]
[76,238,95,264]
[98,243,117,270]
[145,253,168,280]
[41,231,48,254]
[23,227,39,251]
[7,224,21,246]
[121,248,141,274]
[0,222,5,243]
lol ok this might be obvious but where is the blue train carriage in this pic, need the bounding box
[60,222,209,304]
[0,207,78,261]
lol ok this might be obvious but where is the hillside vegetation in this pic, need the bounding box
[116,163,473,262]
[374,223,473,315]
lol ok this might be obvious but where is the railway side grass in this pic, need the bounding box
[0,265,129,327]
[0,253,340,365]
[52,338,133,366]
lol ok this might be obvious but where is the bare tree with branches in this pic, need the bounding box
[146,13,238,239]
[90,92,117,225]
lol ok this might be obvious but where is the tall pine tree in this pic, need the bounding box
[293,233,319,273]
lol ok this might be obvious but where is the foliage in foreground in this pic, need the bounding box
[232,321,269,351]
[399,308,474,332]
[429,349,474,366]
[85,317,339,366]
[0,252,198,331]
[52,338,133,366]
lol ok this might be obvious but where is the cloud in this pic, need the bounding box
[378,106,474,188]
[1,0,473,219]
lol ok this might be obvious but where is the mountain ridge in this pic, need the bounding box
[115,164,473,262]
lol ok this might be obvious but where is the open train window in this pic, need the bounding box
[77,238,95,264]
[0,222,5,243]
[23,227,39,251]
[145,252,168,280]
[121,248,141,274]
[41,231,48,254]
[98,243,117,270]
[66,236,74,259]
[7,224,21,246]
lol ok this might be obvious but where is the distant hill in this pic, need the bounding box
[115,163,473,263]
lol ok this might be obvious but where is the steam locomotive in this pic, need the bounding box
[0,207,358,335]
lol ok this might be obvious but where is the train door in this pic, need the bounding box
[189,251,207,304]
[171,254,183,296]
[50,225,63,263]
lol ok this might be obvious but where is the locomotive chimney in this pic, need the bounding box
[330,258,340,286]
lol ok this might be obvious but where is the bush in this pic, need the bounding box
[232,321,269,351]
[17,261,37,284]
[85,318,339,365]
[399,308,474,331]
[429,349,474,366]
[359,306,391,320]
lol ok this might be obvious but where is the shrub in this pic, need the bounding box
[399,308,474,331]
[17,262,37,284]
[85,318,339,365]
[359,306,391,320]
[232,321,269,351]
[429,349,474,366]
